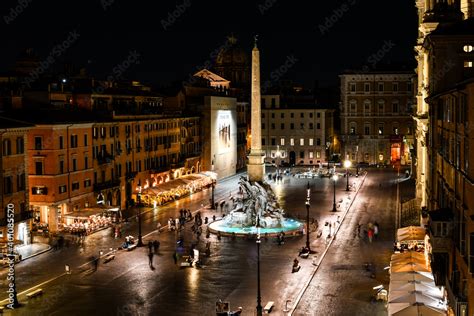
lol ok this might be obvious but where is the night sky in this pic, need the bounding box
[0,0,418,88]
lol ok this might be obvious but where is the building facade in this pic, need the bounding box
[340,72,415,166]
[261,95,335,166]
[0,119,31,246]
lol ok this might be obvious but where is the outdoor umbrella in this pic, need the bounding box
[390,279,437,290]
[391,251,426,263]
[388,302,447,316]
[389,282,443,300]
[389,290,443,306]
[391,262,431,273]
[390,271,435,283]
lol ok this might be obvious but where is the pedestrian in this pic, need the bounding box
[374,222,379,240]
[368,228,374,243]
[148,252,154,268]
[156,222,162,233]
[153,240,160,253]
[148,241,153,253]
[173,252,178,264]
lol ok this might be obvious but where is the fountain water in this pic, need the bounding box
[208,177,303,236]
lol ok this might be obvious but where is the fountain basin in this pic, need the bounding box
[208,218,303,237]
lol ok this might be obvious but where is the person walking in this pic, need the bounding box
[148,252,154,269]
[374,222,379,240]
[368,228,374,243]
[156,222,162,233]
[173,252,178,264]
[153,240,160,253]
[148,241,153,253]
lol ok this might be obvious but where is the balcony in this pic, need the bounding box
[93,179,121,192]
[97,152,114,165]
[126,171,137,180]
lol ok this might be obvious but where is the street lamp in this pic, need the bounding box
[344,160,352,191]
[332,174,338,212]
[211,176,216,209]
[256,214,263,316]
[305,182,311,251]
[136,182,144,247]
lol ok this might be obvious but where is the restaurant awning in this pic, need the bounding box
[388,302,447,316]
[397,226,426,243]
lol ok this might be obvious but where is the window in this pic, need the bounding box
[309,123,314,129]
[378,82,384,92]
[281,113,285,118]
[59,185,67,194]
[350,83,356,92]
[262,99,266,107]
[316,152,321,158]
[393,127,399,135]
[309,113,313,118]
[59,136,64,149]
[72,158,77,171]
[309,138,314,146]
[16,137,24,154]
[300,123,304,129]
[281,123,285,130]
[72,182,79,191]
[300,139,304,146]
[271,123,275,130]
[84,179,91,188]
[262,123,265,130]
[35,161,43,175]
[271,138,276,146]
[378,101,384,112]
[464,45,474,52]
[378,125,384,135]
[271,113,275,119]
[34,136,42,150]
[290,113,294,118]
[393,82,399,92]
[364,101,371,112]
[100,127,106,138]
[85,156,89,169]
[299,151,305,159]
[364,83,370,92]
[350,127,356,135]
[84,134,88,146]
[70,135,78,148]
[262,138,266,146]
[317,112,320,118]
[32,186,47,195]
[300,113,304,118]
[290,123,294,130]
[464,61,473,68]
[4,176,13,194]
[17,173,25,191]
[59,160,64,174]
[392,102,399,113]
[309,152,314,159]
[281,138,285,146]
[364,126,370,135]
[350,100,356,112]
[317,123,320,129]
[2,139,11,156]
[290,138,294,146]
[93,127,98,139]
[407,82,412,92]
[317,138,321,146]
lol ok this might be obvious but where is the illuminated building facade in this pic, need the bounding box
[340,71,415,166]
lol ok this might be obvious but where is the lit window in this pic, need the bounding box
[300,138,304,146]
[309,138,314,146]
[309,152,314,159]
[316,152,321,158]
[290,138,294,146]
[463,45,473,52]
[281,138,285,146]
[464,61,473,68]
[378,126,384,135]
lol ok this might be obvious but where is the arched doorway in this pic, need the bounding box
[289,151,296,166]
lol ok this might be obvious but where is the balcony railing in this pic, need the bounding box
[97,152,114,165]
[93,179,121,192]
[125,171,137,180]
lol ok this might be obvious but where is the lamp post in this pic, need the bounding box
[256,214,263,316]
[276,145,281,176]
[211,177,216,209]
[344,160,352,191]
[332,174,338,212]
[305,182,311,251]
[136,182,144,247]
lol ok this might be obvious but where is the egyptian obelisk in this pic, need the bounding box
[247,36,265,182]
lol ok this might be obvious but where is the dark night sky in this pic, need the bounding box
[0,0,418,88]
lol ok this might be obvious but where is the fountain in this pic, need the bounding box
[208,177,303,237]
